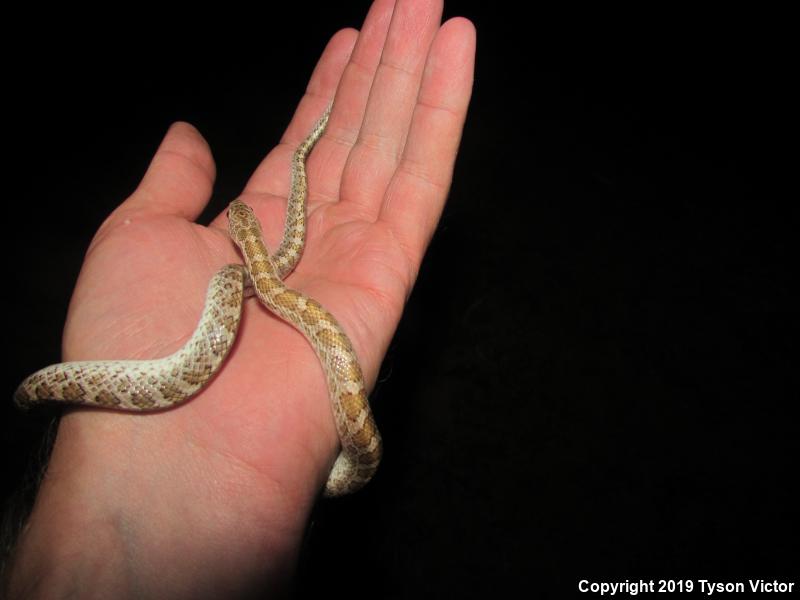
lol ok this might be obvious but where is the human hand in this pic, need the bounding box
[7,0,475,597]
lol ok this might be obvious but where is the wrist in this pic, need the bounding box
[7,403,318,599]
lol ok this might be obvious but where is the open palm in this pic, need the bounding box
[18,2,474,595]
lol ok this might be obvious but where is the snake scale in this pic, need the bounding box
[14,104,382,497]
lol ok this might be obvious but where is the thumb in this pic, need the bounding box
[115,121,216,222]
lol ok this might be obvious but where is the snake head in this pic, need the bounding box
[227,199,252,222]
[227,200,262,238]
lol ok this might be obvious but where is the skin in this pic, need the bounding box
[5,0,475,597]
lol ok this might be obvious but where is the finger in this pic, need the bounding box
[338,0,443,218]
[379,17,476,261]
[115,121,216,222]
[313,0,396,206]
[234,27,359,204]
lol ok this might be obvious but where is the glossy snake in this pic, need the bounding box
[14,105,382,496]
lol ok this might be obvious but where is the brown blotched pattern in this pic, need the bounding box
[272,103,331,279]
[14,105,381,496]
[15,266,246,410]
[228,194,382,497]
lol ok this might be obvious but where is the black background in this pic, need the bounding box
[2,2,796,598]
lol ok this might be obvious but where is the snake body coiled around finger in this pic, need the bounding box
[14,104,382,496]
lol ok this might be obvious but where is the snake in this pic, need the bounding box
[14,104,382,497]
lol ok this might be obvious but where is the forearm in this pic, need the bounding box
[6,404,319,599]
